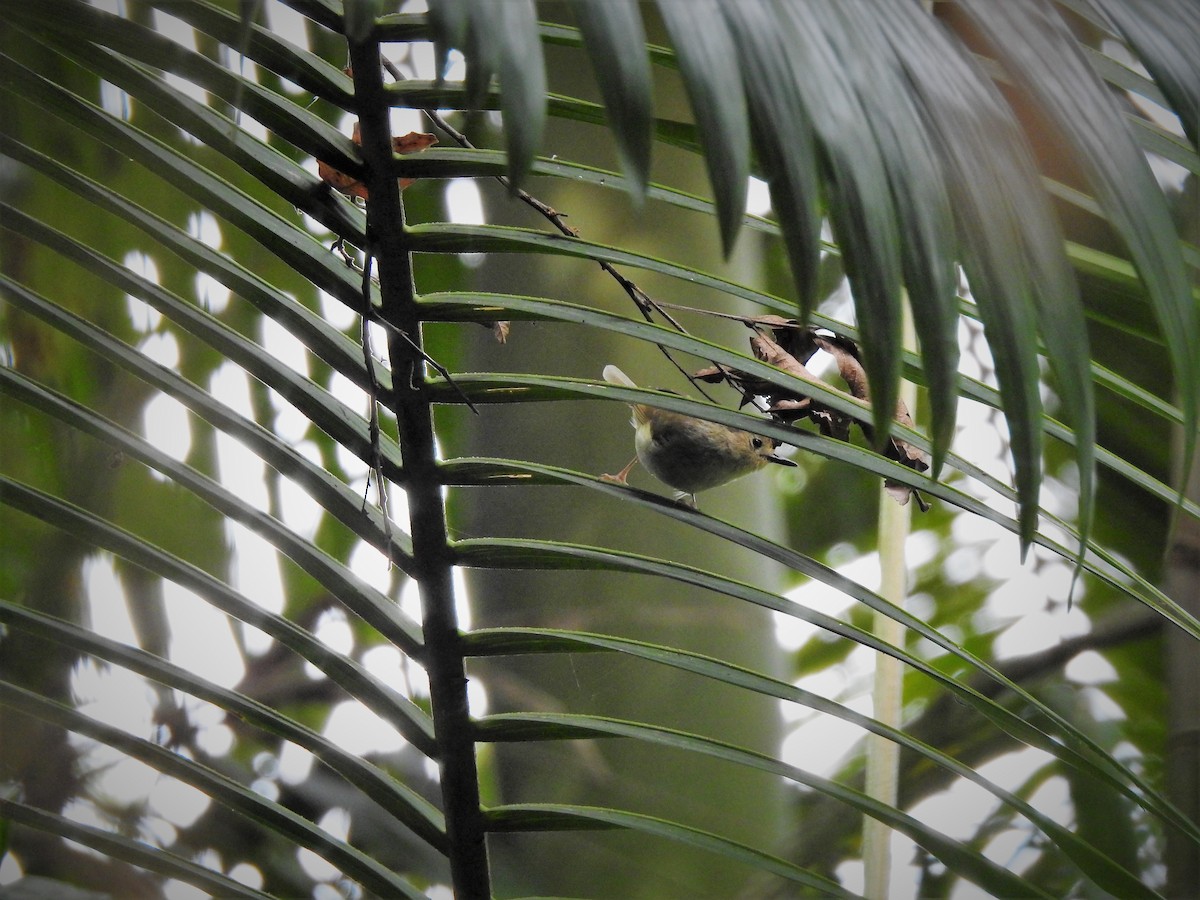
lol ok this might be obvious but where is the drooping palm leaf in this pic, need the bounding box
[2,1,1198,896]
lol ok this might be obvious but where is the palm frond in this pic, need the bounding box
[2,1,1197,896]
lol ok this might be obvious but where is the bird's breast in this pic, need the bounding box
[635,416,763,494]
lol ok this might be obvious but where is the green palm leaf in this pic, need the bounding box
[3,1,1197,896]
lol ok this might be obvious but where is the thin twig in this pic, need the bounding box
[380,56,720,401]
[389,325,480,413]
[652,300,803,325]
[360,251,396,570]
[334,233,479,412]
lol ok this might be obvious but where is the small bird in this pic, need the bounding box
[602,364,796,506]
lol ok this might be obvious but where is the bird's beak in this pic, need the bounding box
[766,454,797,468]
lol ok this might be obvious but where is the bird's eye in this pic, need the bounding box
[751,438,764,449]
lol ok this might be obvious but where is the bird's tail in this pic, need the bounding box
[602,364,649,426]
[602,364,636,388]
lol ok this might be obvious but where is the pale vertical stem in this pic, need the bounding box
[864,3,931,893]
[862,303,917,900]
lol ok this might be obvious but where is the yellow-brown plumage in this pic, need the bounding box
[603,365,794,504]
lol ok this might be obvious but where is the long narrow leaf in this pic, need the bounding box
[0,598,445,851]
[0,130,388,397]
[150,0,355,106]
[0,799,270,899]
[732,1,907,442]
[477,712,1150,898]
[425,0,469,80]
[0,366,423,659]
[489,0,544,189]
[455,541,1197,844]
[8,1,357,171]
[0,275,414,570]
[0,683,426,899]
[487,803,859,897]
[388,79,707,157]
[655,0,749,253]
[832,0,961,472]
[421,291,1199,529]
[566,0,652,196]
[0,476,436,757]
[441,451,1200,659]
[0,205,398,503]
[713,0,822,314]
[964,0,1194,511]
[390,147,784,238]
[1094,0,1200,147]
[0,47,367,307]
[882,9,1046,555]
[431,359,1200,642]
[424,0,543,187]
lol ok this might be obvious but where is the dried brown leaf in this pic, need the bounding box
[318,122,438,199]
[755,326,931,509]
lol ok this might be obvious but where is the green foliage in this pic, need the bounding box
[1,1,1198,898]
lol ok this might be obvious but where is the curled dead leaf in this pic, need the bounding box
[317,157,369,200]
[392,130,439,190]
[698,317,931,510]
[318,122,438,199]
